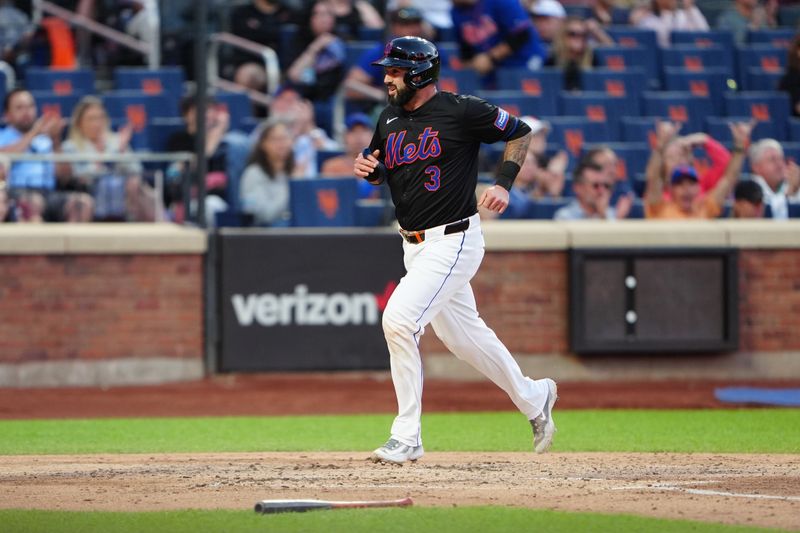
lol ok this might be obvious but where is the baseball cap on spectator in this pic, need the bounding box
[521,116,551,135]
[530,0,566,18]
[390,7,424,23]
[346,112,373,130]
[670,165,699,184]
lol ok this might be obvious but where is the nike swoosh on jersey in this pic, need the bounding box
[386,117,398,124]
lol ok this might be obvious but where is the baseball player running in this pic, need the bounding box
[353,36,558,464]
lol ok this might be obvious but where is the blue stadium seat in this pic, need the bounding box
[436,41,462,70]
[594,45,659,89]
[526,197,571,219]
[29,91,81,119]
[24,68,95,95]
[584,142,651,183]
[662,67,731,115]
[782,142,800,165]
[581,68,647,99]
[113,67,185,96]
[345,41,380,68]
[627,199,645,219]
[790,118,800,142]
[736,45,786,87]
[559,91,632,139]
[0,71,6,106]
[475,90,553,119]
[789,201,800,219]
[606,26,658,49]
[357,28,384,42]
[746,28,796,47]
[545,117,612,158]
[743,67,784,91]
[438,68,481,95]
[723,92,791,140]
[670,29,735,50]
[103,91,180,121]
[620,116,658,144]
[660,45,734,84]
[148,117,185,152]
[705,116,784,144]
[355,199,388,226]
[495,67,562,112]
[213,90,252,132]
[641,91,714,133]
[109,117,149,151]
[290,178,358,226]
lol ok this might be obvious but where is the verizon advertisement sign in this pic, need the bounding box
[218,230,404,371]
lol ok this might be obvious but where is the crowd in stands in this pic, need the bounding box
[0,0,799,226]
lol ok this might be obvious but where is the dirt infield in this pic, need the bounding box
[1,452,798,530]
[2,374,799,530]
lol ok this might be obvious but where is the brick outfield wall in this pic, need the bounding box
[420,250,800,355]
[0,255,203,363]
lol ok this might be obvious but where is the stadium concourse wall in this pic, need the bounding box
[1,221,799,387]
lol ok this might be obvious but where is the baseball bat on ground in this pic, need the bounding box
[254,496,413,514]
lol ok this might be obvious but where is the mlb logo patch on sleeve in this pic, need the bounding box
[494,108,509,130]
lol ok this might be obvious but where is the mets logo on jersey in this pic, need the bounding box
[384,127,442,169]
[494,108,510,131]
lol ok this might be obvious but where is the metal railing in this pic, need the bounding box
[31,0,161,69]
[207,32,280,110]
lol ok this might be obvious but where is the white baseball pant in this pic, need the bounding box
[382,212,551,447]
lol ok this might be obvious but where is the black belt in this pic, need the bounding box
[399,219,470,244]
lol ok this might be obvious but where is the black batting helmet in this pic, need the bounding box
[371,36,440,89]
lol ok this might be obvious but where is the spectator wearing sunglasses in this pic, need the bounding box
[544,16,613,91]
[554,159,617,220]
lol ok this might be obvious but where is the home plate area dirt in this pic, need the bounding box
[1,452,798,530]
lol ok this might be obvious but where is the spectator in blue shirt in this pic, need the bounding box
[451,0,545,82]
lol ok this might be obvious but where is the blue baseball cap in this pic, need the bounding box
[670,165,698,184]
[345,113,373,130]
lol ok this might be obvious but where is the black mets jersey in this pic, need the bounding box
[368,91,531,231]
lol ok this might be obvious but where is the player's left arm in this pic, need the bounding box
[480,130,532,213]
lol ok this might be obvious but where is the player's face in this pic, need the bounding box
[384,67,416,107]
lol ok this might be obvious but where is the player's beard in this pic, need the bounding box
[388,84,416,107]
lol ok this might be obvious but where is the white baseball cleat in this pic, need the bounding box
[531,378,558,454]
[370,438,424,464]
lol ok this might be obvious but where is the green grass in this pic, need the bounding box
[0,508,791,533]
[1,409,799,455]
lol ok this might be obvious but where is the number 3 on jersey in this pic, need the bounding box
[423,165,441,191]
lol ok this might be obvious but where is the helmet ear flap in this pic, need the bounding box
[405,60,440,89]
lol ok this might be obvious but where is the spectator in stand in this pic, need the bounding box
[239,118,300,226]
[554,159,617,220]
[644,120,753,219]
[583,145,634,219]
[515,116,567,199]
[748,138,800,219]
[385,0,454,40]
[732,179,766,218]
[544,15,613,91]
[779,33,800,117]
[0,0,33,71]
[327,0,385,41]
[344,7,434,106]
[321,112,373,177]
[716,0,777,46]
[0,89,93,222]
[631,0,709,48]
[166,96,250,224]
[659,130,731,194]
[61,96,161,222]
[589,0,630,28]
[529,0,566,56]
[229,0,299,92]
[451,0,546,80]
[267,86,339,178]
[285,0,347,103]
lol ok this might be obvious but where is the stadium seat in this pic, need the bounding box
[747,28,796,47]
[29,91,81,119]
[355,199,389,226]
[705,116,784,144]
[0,71,6,106]
[789,201,800,219]
[436,41,462,70]
[345,41,380,68]
[102,92,179,139]
[559,91,632,139]
[290,178,358,227]
[113,67,185,96]
[737,45,786,84]
[545,116,612,157]
[670,29,735,50]
[790,118,800,142]
[620,116,658,145]
[641,91,714,133]
[357,28,384,42]
[495,67,562,112]
[660,45,734,84]
[662,67,731,115]
[594,45,659,89]
[148,117,185,152]
[109,117,150,151]
[213,90,253,132]
[723,92,791,140]
[743,67,784,91]
[24,67,95,95]
[438,68,482,95]
[581,68,647,99]
[782,142,800,165]
[525,197,571,219]
[475,90,553,119]
[585,142,651,183]
[606,26,658,49]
